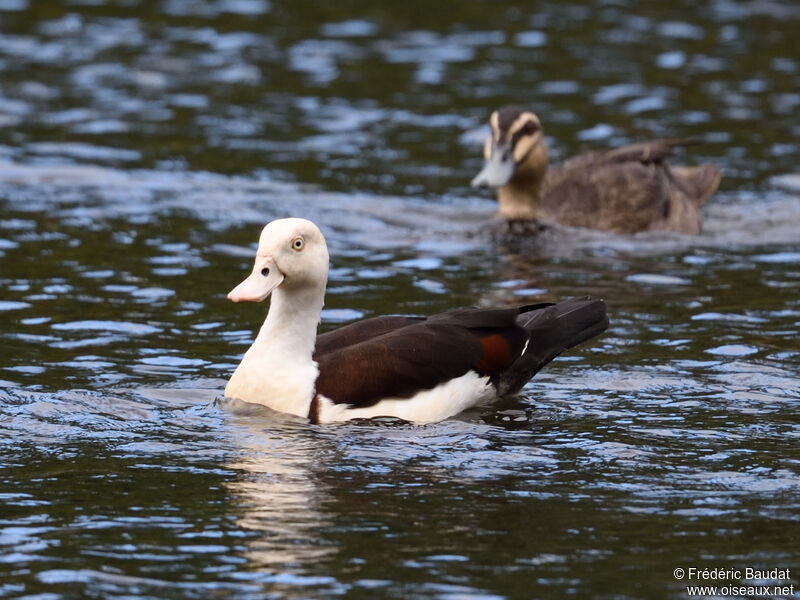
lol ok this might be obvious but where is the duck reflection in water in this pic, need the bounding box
[222,398,336,570]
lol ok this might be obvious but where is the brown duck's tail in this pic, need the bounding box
[672,164,722,206]
[494,297,608,396]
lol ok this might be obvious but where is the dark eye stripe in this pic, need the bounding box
[510,125,533,151]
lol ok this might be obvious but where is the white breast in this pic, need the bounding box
[225,345,318,418]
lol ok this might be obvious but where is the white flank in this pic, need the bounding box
[316,371,495,424]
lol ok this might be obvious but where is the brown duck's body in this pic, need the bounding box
[473,107,722,235]
[505,140,721,234]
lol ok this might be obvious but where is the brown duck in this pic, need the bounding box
[471,105,721,234]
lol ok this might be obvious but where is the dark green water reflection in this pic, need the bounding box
[1,0,799,598]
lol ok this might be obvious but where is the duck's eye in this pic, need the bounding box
[291,236,305,251]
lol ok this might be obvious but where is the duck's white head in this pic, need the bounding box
[228,218,330,303]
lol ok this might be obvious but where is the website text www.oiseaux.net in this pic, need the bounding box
[673,567,795,598]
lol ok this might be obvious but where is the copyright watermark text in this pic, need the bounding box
[673,567,795,598]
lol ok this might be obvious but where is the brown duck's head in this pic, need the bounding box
[471,106,548,190]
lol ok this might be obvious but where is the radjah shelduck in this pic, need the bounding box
[471,105,721,234]
[225,218,608,424]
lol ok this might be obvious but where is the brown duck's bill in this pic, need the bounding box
[471,144,515,188]
[228,257,285,303]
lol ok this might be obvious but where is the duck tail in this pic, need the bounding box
[671,164,722,206]
[494,297,608,396]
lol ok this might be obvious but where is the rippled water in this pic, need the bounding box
[1,0,799,598]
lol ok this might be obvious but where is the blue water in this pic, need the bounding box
[1,0,799,597]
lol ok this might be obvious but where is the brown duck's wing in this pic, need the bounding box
[558,139,692,172]
[540,139,718,233]
[314,315,424,358]
[542,161,673,233]
[314,307,529,408]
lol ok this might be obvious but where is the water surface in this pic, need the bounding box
[1,0,799,598]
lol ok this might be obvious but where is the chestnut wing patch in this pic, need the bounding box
[475,333,513,375]
[314,308,529,409]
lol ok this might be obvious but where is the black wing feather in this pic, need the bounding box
[314,307,527,408]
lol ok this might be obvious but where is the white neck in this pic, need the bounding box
[225,282,325,417]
